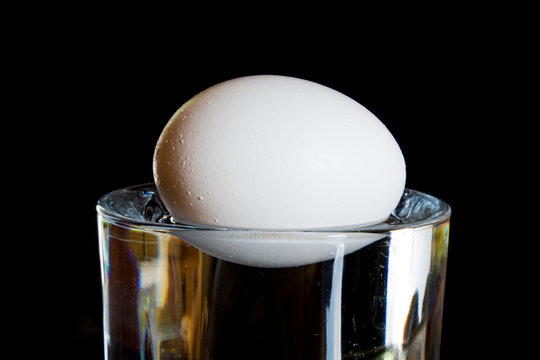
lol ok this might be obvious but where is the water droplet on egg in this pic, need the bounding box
[198,196,204,200]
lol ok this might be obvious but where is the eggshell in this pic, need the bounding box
[153,75,405,230]
[176,229,386,268]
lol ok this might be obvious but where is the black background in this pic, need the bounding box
[10,9,532,360]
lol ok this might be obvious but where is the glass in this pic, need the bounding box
[97,184,450,360]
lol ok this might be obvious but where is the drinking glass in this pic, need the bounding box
[97,183,450,359]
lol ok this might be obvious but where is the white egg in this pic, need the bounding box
[153,75,406,230]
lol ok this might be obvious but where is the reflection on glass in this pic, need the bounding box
[97,184,450,360]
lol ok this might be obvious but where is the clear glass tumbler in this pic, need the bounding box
[97,184,450,360]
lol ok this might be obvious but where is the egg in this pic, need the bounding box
[153,75,405,230]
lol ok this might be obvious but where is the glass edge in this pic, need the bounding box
[96,183,452,234]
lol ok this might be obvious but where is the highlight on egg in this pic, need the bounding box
[153,75,406,229]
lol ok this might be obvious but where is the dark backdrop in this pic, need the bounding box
[19,21,526,359]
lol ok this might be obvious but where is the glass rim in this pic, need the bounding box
[96,183,451,234]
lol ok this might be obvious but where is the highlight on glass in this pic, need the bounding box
[97,184,450,360]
